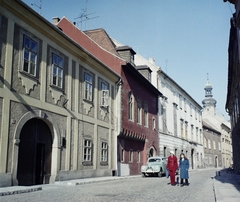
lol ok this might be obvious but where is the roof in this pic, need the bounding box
[159,70,202,109]
[57,17,126,76]
[84,28,119,56]
[122,63,162,97]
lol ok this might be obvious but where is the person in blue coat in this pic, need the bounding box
[179,153,189,187]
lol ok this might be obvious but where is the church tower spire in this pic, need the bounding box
[202,74,217,115]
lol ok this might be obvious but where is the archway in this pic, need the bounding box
[215,156,218,168]
[191,149,194,169]
[17,118,52,185]
[149,147,156,157]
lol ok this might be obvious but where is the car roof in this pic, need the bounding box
[148,156,165,159]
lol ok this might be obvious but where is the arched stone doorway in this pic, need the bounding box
[215,156,218,168]
[149,147,156,158]
[17,118,52,185]
[191,149,194,169]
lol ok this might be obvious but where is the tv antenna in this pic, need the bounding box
[31,0,42,15]
[74,0,99,30]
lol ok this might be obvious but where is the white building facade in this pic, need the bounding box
[135,56,204,169]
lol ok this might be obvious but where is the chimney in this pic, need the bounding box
[52,17,60,25]
[149,58,155,65]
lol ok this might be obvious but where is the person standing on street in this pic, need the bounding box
[166,151,178,186]
[179,153,189,187]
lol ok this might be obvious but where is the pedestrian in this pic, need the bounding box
[166,151,178,186]
[179,153,189,187]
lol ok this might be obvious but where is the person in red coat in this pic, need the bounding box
[166,151,178,186]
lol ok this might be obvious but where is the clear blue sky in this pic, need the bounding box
[23,0,234,119]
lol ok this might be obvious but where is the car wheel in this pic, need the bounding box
[142,173,146,177]
[158,169,163,177]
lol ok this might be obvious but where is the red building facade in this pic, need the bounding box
[118,63,161,175]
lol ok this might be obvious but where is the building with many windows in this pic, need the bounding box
[0,0,122,187]
[135,56,204,169]
[81,29,162,176]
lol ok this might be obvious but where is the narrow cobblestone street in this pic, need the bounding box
[0,169,218,202]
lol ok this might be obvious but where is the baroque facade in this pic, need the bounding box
[135,56,204,169]
[0,0,121,187]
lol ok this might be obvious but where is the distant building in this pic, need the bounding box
[134,55,204,169]
[202,79,231,168]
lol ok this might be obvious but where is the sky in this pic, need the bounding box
[22,0,235,120]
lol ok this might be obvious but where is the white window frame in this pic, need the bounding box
[51,53,63,88]
[84,72,93,101]
[22,34,38,77]
[128,92,134,121]
[129,150,133,162]
[101,142,108,162]
[144,101,148,127]
[84,139,92,161]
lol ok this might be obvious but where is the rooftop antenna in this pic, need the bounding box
[31,0,42,15]
[74,0,99,30]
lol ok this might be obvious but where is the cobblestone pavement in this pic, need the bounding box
[0,169,218,202]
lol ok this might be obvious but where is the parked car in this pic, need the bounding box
[141,156,167,177]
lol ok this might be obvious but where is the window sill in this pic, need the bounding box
[19,70,38,81]
[50,84,64,92]
[100,162,108,166]
[83,98,93,105]
[82,161,93,166]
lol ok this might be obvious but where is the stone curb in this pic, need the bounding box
[0,176,140,196]
[0,186,42,197]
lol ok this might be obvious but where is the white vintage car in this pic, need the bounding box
[141,156,167,177]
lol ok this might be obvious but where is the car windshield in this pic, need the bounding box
[148,158,161,162]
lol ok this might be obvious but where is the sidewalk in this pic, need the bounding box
[213,169,240,202]
[0,175,140,196]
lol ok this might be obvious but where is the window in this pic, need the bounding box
[180,119,184,138]
[213,141,216,150]
[196,127,199,143]
[204,138,207,148]
[148,71,151,82]
[185,122,188,139]
[218,142,221,151]
[184,98,186,112]
[191,125,194,140]
[179,95,182,109]
[84,139,92,161]
[128,92,133,120]
[23,35,38,76]
[137,97,142,124]
[164,147,167,157]
[153,117,156,130]
[199,129,202,144]
[84,72,93,101]
[137,151,140,162]
[144,101,148,127]
[162,105,167,133]
[173,106,177,136]
[129,150,133,162]
[101,82,109,107]
[208,139,211,149]
[101,142,108,162]
[52,53,63,88]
